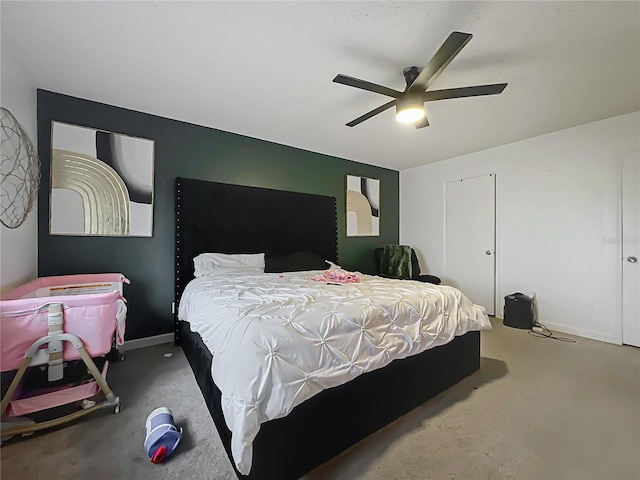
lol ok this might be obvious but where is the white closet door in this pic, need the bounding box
[622,151,640,347]
[445,174,496,315]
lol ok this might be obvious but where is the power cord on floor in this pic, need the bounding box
[528,323,576,343]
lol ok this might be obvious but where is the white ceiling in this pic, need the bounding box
[2,1,639,171]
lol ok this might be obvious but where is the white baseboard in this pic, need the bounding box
[495,314,620,345]
[123,333,173,351]
[538,321,620,345]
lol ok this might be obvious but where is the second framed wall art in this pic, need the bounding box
[346,175,379,237]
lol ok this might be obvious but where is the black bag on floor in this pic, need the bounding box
[504,293,534,329]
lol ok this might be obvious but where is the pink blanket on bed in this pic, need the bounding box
[310,269,360,284]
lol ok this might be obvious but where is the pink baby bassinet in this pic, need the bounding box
[1,273,128,438]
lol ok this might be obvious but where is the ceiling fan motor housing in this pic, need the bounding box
[402,67,422,88]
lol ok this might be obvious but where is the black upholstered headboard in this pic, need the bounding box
[174,177,338,344]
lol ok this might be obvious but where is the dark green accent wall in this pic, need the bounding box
[37,90,399,340]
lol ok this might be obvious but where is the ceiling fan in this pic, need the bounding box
[333,31,507,128]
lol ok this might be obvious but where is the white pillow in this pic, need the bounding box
[193,253,265,277]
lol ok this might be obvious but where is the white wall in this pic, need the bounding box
[0,46,38,294]
[401,112,640,344]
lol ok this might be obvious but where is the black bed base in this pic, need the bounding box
[180,321,480,480]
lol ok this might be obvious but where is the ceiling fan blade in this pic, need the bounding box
[408,31,473,93]
[414,115,430,129]
[423,83,507,102]
[346,99,397,127]
[333,74,402,98]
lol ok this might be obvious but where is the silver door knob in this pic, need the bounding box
[485,250,492,255]
[628,256,638,263]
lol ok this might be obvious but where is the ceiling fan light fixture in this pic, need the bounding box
[396,106,425,124]
[395,95,425,124]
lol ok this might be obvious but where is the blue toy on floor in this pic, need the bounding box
[144,407,182,463]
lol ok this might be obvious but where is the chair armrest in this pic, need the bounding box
[415,274,441,285]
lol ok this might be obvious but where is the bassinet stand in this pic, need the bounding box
[1,303,120,439]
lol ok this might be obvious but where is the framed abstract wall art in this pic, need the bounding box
[49,122,154,236]
[346,175,379,236]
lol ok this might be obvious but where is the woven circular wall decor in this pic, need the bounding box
[0,107,40,229]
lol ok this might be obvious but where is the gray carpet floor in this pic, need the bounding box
[1,318,639,480]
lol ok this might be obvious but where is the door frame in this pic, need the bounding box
[442,173,499,316]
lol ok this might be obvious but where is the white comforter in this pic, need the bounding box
[178,271,491,474]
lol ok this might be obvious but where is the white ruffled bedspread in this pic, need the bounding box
[178,271,491,474]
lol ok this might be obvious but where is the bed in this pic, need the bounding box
[174,177,490,479]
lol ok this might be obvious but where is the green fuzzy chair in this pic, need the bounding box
[374,245,441,285]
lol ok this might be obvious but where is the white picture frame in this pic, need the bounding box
[346,175,379,237]
[49,121,154,237]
